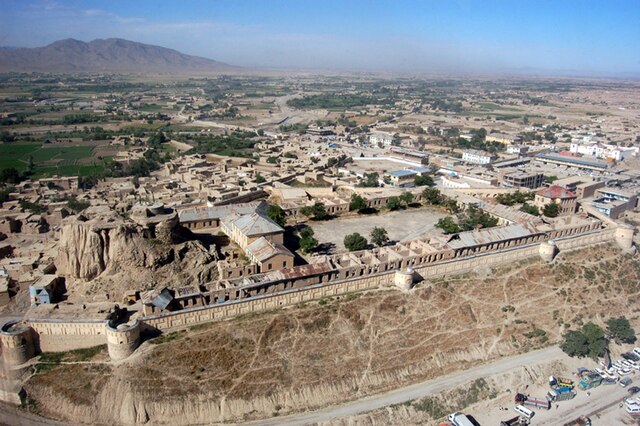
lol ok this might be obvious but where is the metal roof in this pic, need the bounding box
[386,169,416,177]
[141,288,174,309]
[226,262,335,288]
[246,237,293,262]
[537,185,576,199]
[446,223,541,249]
[177,201,265,223]
[230,212,284,236]
[535,154,608,169]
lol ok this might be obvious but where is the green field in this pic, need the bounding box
[0,143,108,177]
[478,102,522,112]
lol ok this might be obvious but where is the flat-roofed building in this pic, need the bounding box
[486,133,521,145]
[507,145,529,155]
[369,132,395,146]
[462,149,497,165]
[500,171,544,189]
[384,169,417,187]
[589,187,638,219]
[534,153,609,172]
[553,176,604,199]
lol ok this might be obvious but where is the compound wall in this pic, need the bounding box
[29,320,107,352]
[142,227,617,333]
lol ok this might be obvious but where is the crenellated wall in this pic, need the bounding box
[29,320,107,353]
[142,225,618,333]
[0,223,623,364]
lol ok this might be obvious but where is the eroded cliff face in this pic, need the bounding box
[55,220,173,280]
[54,216,218,290]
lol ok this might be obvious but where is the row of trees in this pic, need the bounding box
[561,317,636,359]
[343,226,389,252]
[435,205,499,234]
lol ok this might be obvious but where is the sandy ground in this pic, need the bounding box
[308,207,446,252]
[473,352,639,426]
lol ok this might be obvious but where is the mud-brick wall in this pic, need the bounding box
[29,320,107,352]
[143,229,617,333]
[554,228,616,251]
[414,244,540,279]
[143,273,394,331]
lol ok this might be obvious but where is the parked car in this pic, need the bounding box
[620,377,633,388]
[629,386,640,395]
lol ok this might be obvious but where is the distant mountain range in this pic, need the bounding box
[0,38,236,73]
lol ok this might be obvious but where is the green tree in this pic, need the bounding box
[423,187,444,205]
[543,203,560,218]
[299,226,318,253]
[443,198,459,214]
[583,322,607,359]
[255,173,266,184]
[435,216,461,234]
[300,202,328,220]
[0,186,14,206]
[265,205,286,228]
[344,233,368,251]
[520,203,540,216]
[349,194,367,212]
[386,196,403,211]
[606,316,636,344]
[26,155,35,175]
[370,226,389,247]
[66,196,90,213]
[266,156,279,164]
[561,323,607,359]
[357,172,379,188]
[399,192,414,206]
[414,174,434,187]
[561,330,589,357]
[19,200,46,215]
[0,168,21,184]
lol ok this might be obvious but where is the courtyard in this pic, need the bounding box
[308,206,447,253]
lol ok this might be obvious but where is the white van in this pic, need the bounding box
[514,404,534,419]
[627,405,640,415]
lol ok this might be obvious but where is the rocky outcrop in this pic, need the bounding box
[56,217,175,280]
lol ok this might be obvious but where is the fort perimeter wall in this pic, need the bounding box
[143,227,617,333]
[0,226,620,360]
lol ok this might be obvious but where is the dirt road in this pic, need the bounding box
[246,346,565,426]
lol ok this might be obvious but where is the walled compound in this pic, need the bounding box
[1,196,635,370]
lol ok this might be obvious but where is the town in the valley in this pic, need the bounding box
[1,3,640,424]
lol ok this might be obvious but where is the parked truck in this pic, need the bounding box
[500,416,529,426]
[501,416,529,426]
[563,415,591,426]
[547,387,577,402]
[515,393,551,410]
[550,376,575,389]
[448,412,474,426]
[578,372,602,390]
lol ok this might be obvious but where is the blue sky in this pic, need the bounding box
[1,0,639,75]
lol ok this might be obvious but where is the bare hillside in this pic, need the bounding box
[21,244,640,424]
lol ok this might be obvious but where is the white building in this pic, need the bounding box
[369,133,395,146]
[462,149,496,165]
[507,145,529,155]
[570,140,638,161]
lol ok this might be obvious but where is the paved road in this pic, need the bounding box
[0,402,65,426]
[246,346,565,426]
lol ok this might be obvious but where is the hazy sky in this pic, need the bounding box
[1,0,639,75]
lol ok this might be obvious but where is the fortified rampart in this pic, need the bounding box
[0,222,629,365]
[142,225,618,333]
